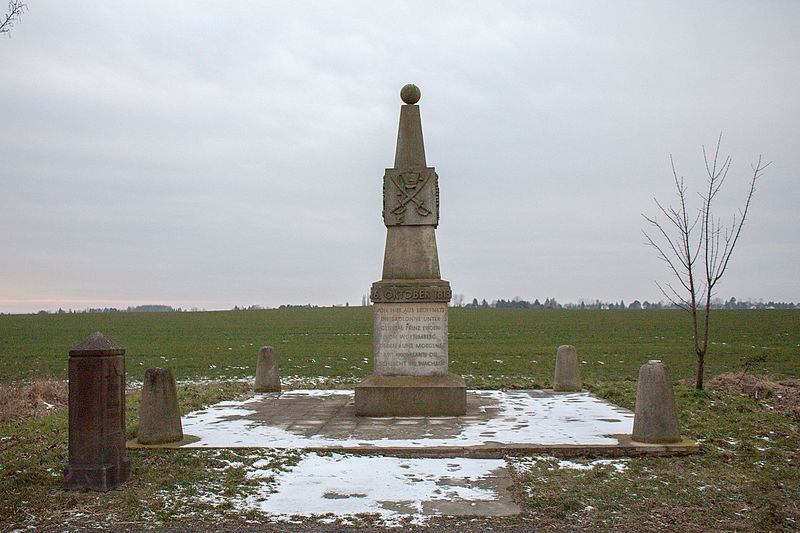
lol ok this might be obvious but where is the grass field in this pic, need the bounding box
[1,308,799,532]
[1,307,798,386]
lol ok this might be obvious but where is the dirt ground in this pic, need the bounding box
[0,380,67,422]
[706,372,800,420]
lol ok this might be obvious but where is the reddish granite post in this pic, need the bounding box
[63,332,131,491]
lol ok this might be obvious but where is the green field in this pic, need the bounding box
[1,308,799,532]
[1,308,798,386]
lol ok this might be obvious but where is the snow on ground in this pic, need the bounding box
[509,456,630,475]
[179,389,634,449]
[145,451,517,525]
[240,454,514,525]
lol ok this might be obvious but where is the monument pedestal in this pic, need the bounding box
[355,374,466,416]
[355,298,466,416]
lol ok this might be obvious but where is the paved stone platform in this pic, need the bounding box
[126,389,697,523]
[129,389,698,458]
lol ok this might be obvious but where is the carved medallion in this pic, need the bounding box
[383,167,439,226]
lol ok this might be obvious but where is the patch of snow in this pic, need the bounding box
[241,453,507,525]
[179,390,634,449]
[510,456,630,475]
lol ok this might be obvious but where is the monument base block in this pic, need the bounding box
[354,373,466,417]
[63,457,131,491]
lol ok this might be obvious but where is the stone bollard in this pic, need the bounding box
[137,367,183,445]
[254,346,281,392]
[632,359,681,444]
[553,345,581,392]
[64,332,131,491]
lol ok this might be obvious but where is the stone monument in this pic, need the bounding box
[354,84,466,417]
[137,367,183,445]
[553,345,581,392]
[631,359,681,443]
[254,345,281,393]
[64,332,131,490]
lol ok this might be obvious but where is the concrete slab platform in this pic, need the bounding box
[129,389,698,457]
[244,453,520,522]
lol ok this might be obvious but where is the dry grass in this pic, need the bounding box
[707,372,800,420]
[0,380,67,422]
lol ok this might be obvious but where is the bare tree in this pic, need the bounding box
[0,1,26,36]
[643,134,771,389]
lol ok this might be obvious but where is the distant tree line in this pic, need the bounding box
[32,305,183,314]
[15,296,796,315]
[463,297,797,310]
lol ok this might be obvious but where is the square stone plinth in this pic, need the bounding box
[354,374,466,417]
[373,302,448,377]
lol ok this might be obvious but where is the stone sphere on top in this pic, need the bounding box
[400,84,421,105]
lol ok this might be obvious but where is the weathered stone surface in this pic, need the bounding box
[400,83,421,105]
[370,279,451,303]
[632,360,681,444]
[255,346,281,393]
[137,367,183,445]
[64,332,131,491]
[354,374,466,416]
[553,345,581,392]
[68,330,125,356]
[383,167,439,226]
[373,302,448,377]
[394,102,426,169]
[380,226,442,280]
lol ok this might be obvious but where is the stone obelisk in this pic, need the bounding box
[354,84,466,416]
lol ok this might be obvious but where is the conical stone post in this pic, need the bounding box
[137,367,183,445]
[631,359,681,444]
[355,84,466,416]
[254,346,281,393]
[553,345,581,392]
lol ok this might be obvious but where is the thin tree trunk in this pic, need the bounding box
[696,350,705,390]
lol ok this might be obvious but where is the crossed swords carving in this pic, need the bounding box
[389,171,432,221]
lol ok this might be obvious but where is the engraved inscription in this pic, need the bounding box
[373,303,448,377]
[382,167,439,226]
[370,282,452,303]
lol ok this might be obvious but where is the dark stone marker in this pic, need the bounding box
[63,332,131,491]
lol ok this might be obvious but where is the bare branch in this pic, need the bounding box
[643,215,690,271]
[655,281,691,312]
[0,0,26,36]
[643,228,692,292]
[711,156,771,285]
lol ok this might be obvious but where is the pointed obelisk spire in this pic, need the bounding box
[379,84,443,280]
[394,84,426,168]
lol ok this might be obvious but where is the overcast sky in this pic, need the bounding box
[1,2,798,313]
